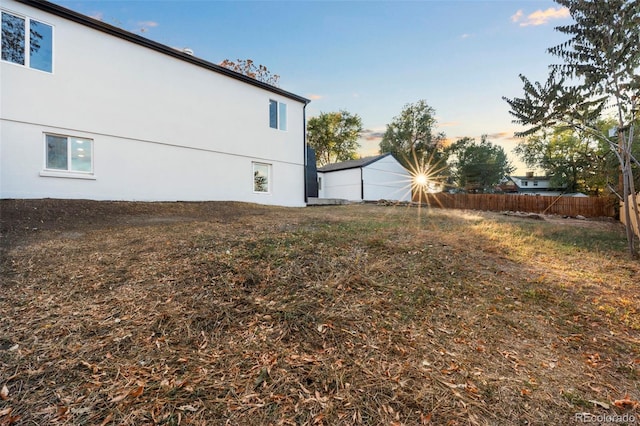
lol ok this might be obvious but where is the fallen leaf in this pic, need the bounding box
[588,400,610,409]
[110,390,129,403]
[177,405,198,412]
[0,385,8,400]
[0,407,12,416]
[129,385,144,398]
[613,394,639,409]
[99,412,113,426]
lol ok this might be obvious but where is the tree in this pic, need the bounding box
[219,59,280,87]
[307,111,363,166]
[379,100,446,172]
[503,0,640,258]
[447,135,513,192]
[514,127,607,194]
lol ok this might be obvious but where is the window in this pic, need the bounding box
[522,180,528,186]
[318,176,322,191]
[279,102,287,131]
[253,162,270,193]
[269,100,278,129]
[533,180,538,186]
[1,11,52,72]
[269,99,287,130]
[45,134,93,173]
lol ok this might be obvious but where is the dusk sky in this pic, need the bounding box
[52,0,573,173]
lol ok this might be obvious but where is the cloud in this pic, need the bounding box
[460,33,473,40]
[438,121,460,128]
[137,20,159,33]
[307,94,323,101]
[138,20,159,28]
[486,132,511,139]
[487,131,521,142]
[89,12,104,21]
[361,129,385,141]
[512,7,570,27]
[511,10,524,23]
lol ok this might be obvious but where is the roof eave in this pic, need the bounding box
[317,153,392,173]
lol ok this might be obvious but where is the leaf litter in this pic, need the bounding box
[0,199,638,425]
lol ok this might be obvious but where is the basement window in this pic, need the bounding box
[44,134,93,174]
[1,11,53,72]
[253,162,271,193]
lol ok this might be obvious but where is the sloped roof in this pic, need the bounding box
[510,175,551,181]
[16,0,310,105]
[317,153,392,172]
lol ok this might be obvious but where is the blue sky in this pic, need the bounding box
[52,0,572,172]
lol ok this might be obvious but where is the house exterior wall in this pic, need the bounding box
[1,0,307,206]
[317,169,362,200]
[510,177,554,191]
[362,155,411,202]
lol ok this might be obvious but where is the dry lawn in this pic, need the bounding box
[1,199,639,425]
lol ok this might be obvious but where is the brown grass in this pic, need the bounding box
[1,200,639,425]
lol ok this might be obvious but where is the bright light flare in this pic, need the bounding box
[404,150,449,209]
[413,173,429,188]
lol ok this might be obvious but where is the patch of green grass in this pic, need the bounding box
[561,389,592,410]
[522,287,551,303]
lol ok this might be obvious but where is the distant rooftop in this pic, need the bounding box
[317,153,391,172]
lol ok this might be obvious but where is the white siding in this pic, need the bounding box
[1,0,306,206]
[318,169,362,201]
[318,155,412,202]
[362,156,412,202]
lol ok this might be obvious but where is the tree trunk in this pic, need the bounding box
[626,124,640,259]
[620,129,638,258]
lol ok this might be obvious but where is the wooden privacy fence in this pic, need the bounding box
[412,192,617,218]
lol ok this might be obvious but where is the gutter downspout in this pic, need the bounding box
[303,101,309,205]
[360,168,364,201]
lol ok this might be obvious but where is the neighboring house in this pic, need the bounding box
[317,153,412,202]
[502,173,567,196]
[1,0,310,207]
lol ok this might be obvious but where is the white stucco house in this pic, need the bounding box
[1,0,310,207]
[317,153,412,202]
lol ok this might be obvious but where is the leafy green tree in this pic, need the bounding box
[447,136,513,192]
[307,111,363,166]
[503,0,640,257]
[219,58,280,87]
[514,128,607,194]
[379,100,446,172]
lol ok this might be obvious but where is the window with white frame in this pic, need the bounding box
[45,134,93,173]
[269,99,287,130]
[1,10,53,72]
[253,162,271,193]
